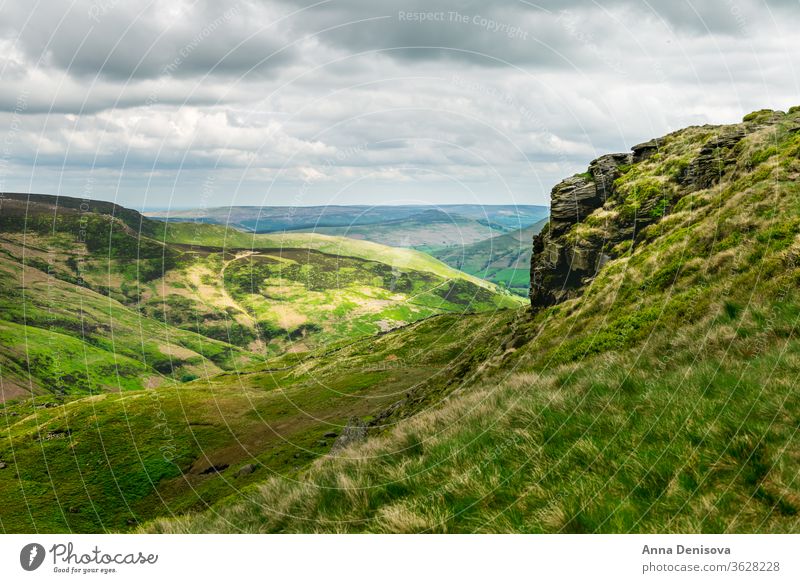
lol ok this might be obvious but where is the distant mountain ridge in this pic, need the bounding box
[146,204,549,235]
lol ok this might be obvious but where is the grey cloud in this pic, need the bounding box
[1,0,799,208]
[274,0,799,66]
[2,0,298,81]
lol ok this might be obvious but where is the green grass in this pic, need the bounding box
[428,221,546,295]
[146,333,800,533]
[0,310,517,532]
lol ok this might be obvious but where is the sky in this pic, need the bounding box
[0,0,798,210]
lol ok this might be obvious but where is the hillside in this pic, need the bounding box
[0,194,521,401]
[287,210,501,248]
[428,219,548,295]
[141,107,800,533]
[0,310,516,532]
[0,195,259,398]
[0,192,523,532]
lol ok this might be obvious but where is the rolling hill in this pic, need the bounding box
[428,219,548,295]
[286,209,501,248]
[0,193,521,402]
[147,205,550,249]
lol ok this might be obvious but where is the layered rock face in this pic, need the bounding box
[529,108,795,309]
[530,152,631,307]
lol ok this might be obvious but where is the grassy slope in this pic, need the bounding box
[428,219,548,295]
[0,234,256,398]
[145,108,800,533]
[0,195,524,532]
[0,198,522,397]
[159,221,522,297]
[0,310,517,532]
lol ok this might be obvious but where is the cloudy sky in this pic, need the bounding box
[0,0,798,210]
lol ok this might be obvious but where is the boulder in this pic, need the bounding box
[236,463,257,477]
[548,175,600,237]
[590,152,633,197]
[679,128,747,189]
[331,417,368,453]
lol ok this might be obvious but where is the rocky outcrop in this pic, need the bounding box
[529,108,792,310]
[631,138,663,162]
[678,128,747,189]
[530,152,631,307]
[548,153,632,239]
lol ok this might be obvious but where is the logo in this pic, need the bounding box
[20,543,46,571]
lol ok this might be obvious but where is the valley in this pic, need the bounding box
[143,107,800,534]
[2,107,800,534]
[426,220,548,296]
[0,192,523,532]
[149,204,550,295]
[0,194,520,399]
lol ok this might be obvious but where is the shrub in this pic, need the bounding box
[257,321,287,340]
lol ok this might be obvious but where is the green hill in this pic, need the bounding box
[0,194,521,400]
[428,219,548,296]
[0,193,522,531]
[0,310,516,532]
[286,209,502,248]
[141,107,800,533]
[158,221,517,293]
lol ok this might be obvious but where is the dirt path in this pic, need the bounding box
[186,251,266,353]
[219,251,260,327]
[221,251,268,352]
